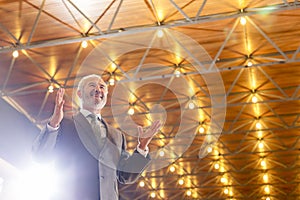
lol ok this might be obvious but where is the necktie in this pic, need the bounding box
[88,114,106,147]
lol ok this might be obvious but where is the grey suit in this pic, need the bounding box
[32,112,150,200]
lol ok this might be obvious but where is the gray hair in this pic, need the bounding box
[77,74,103,93]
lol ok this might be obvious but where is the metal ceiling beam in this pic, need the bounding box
[0,2,299,53]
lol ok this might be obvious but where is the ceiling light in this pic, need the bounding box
[240,17,247,25]
[186,190,192,196]
[263,174,268,182]
[252,95,258,103]
[12,50,19,58]
[81,41,88,48]
[199,126,205,134]
[159,149,165,157]
[128,107,135,115]
[174,69,181,78]
[261,159,267,167]
[169,166,175,172]
[224,188,229,194]
[207,146,213,153]
[264,185,270,193]
[256,122,262,129]
[188,102,195,109]
[109,78,115,86]
[258,141,264,149]
[247,60,253,67]
[139,181,145,187]
[150,192,156,198]
[178,179,184,185]
[157,29,164,38]
[221,177,227,183]
[214,163,220,170]
[48,85,54,93]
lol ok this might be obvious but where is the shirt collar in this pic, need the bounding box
[80,108,102,120]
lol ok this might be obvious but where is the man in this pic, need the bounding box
[32,74,161,200]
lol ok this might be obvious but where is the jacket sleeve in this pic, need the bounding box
[116,134,151,184]
[32,124,60,162]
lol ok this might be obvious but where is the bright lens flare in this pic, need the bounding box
[13,163,59,200]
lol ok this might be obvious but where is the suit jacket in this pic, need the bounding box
[32,112,150,200]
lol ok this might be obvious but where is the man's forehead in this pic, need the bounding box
[86,77,106,85]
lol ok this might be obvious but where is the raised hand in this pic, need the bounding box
[49,88,65,128]
[137,120,161,151]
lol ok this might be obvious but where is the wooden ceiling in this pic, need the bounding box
[1,0,300,199]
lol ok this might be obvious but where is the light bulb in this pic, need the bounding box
[174,69,181,77]
[199,127,205,133]
[109,78,115,86]
[128,107,134,115]
[256,122,262,129]
[169,166,175,172]
[252,95,258,103]
[221,177,227,183]
[188,102,195,109]
[264,185,270,193]
[150,192,156,198]
[186,190,192,196]
[207,146,213,153]
[157,29,164,38]
[240,17,247,25]
[48,85,54,93]
[263,174,268,182]
[12,50,19,58]
[247,60,253,67]
[214,163,220,169]
[139,181,145,187]
[258,141,264,149]
[178,179,184,185]
[261,160,266,167]
[159,150,165,157]
[81,41,88,48]
[224,188,229,194]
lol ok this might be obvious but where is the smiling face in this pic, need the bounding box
[77,75,108,113]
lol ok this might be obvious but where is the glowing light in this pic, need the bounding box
[261,159,267,167]
[256,122,262,129]
[266,197,271,200]
[128,107,134,115]
[48,85,54,93]
[247,60,253,67]
[12,50,19,58]
[174,69,181,78]
[150,192,156,198]
[240,17,247,25]
[252,95,258,103]
[207,146,213,153]
[178,179,184,185]
[199,127,205,133]
[159,149,165,157]
[169,166,175,172]
[188,102,195,109]
[157,29,164,38]
[258,141,264,149]
[224,188,229,194]
[221,177,227,183]
[109,78,115,86]
[263,174,269,182]
[214,163,220,170]
[139,181,145,187]
[186,190,192,196]
[264,185,270,193]
[13,163,59,200]
[81,41,88,48]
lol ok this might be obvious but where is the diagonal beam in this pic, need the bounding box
[27,0,46,45]
[66,0,103,34]
[169,0,192,22]
[107,0,124,32]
